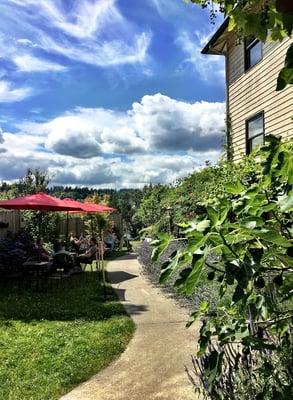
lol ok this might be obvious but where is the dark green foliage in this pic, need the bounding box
[49,186,112,200]
[0,231,36,277]
[134,154,259,235]
[153,136,293,399]
[18,168,49,195]
[110,189,143,236]
[134,185,173,234]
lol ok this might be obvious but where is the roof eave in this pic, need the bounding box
[201,18,230,55]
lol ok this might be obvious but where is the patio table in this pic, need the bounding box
[23,260,51,268]
[22,260,52,289]
[22,260,52,277]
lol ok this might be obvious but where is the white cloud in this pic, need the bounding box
[9,0,122,40]
[13,54,67,72]
[18,93,224,158]
[46,0,123,40]
[130,93,225,151]
[176,30,225,83]
[38,31,151,68]
[2,0,151,70]
[16,38,38,47]
[0,93,224,187]
[0,80,33,102]
[46,151,221,188]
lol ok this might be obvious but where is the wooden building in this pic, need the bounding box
[202,19,293,160]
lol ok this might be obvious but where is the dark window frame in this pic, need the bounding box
[244,37,263,71]
[245,111,265,155]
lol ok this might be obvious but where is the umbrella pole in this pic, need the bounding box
[90,214,94,236]
[66,211,69,248]
[101,231,106,299]
[97,239,101,281]
[38,212,42,238]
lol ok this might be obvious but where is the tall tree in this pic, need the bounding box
[18,168,50,195]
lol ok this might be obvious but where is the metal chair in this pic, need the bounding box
[81,251,97,272]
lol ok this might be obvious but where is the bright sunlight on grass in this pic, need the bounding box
[0,271,134,400]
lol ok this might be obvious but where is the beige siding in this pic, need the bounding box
[227,35,244,85]
[227,37,293,161]
[228,36,280,86]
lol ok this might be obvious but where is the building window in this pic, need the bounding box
[244,37,262,70]
[246,112,264,154]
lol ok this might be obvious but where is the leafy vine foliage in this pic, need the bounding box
[152,136,293,399]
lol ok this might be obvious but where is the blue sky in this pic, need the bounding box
[0,0,225,188]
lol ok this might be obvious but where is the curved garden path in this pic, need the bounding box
[61,254,199,400]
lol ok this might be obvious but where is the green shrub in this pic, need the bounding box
[153,136,293,399]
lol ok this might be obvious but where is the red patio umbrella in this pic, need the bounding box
[0,193,84,236]
[83,203,116,213]
[63,198,116,213]
[0,193,83,212]
[63,198,116,236]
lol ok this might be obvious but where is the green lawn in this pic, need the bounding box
[0,271,134,400]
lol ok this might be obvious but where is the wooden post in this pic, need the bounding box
[38,212,42,238]
[101,231,106,299]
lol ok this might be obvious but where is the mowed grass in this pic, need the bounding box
[0,271,135,400]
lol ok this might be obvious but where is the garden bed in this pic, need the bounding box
[138,241,228,312]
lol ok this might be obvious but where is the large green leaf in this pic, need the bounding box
[184,254,205,295]
[205,350,224,388]
[197,319,212,356]
[278,191,293,212]
[159,251,180,283]
[240,216,264,229]
[188,231,208,253]
[186,301,209,328]
[177,252,193,269]
[225,230,254,244]
[207,205,218,226]
[257,230,292,247]
[183,219,210,234]
[276,253,293,268]
[224,181,244,194]
[151,233,172,262]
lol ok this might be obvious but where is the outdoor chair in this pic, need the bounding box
[48,253,75,290]
[81,251,98,273]
[53,253,74,272]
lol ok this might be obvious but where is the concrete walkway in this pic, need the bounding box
[61,254,199,400]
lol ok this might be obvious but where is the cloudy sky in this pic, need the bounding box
[0,0,225,188]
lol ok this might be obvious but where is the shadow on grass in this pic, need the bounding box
[0,272,147,323]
